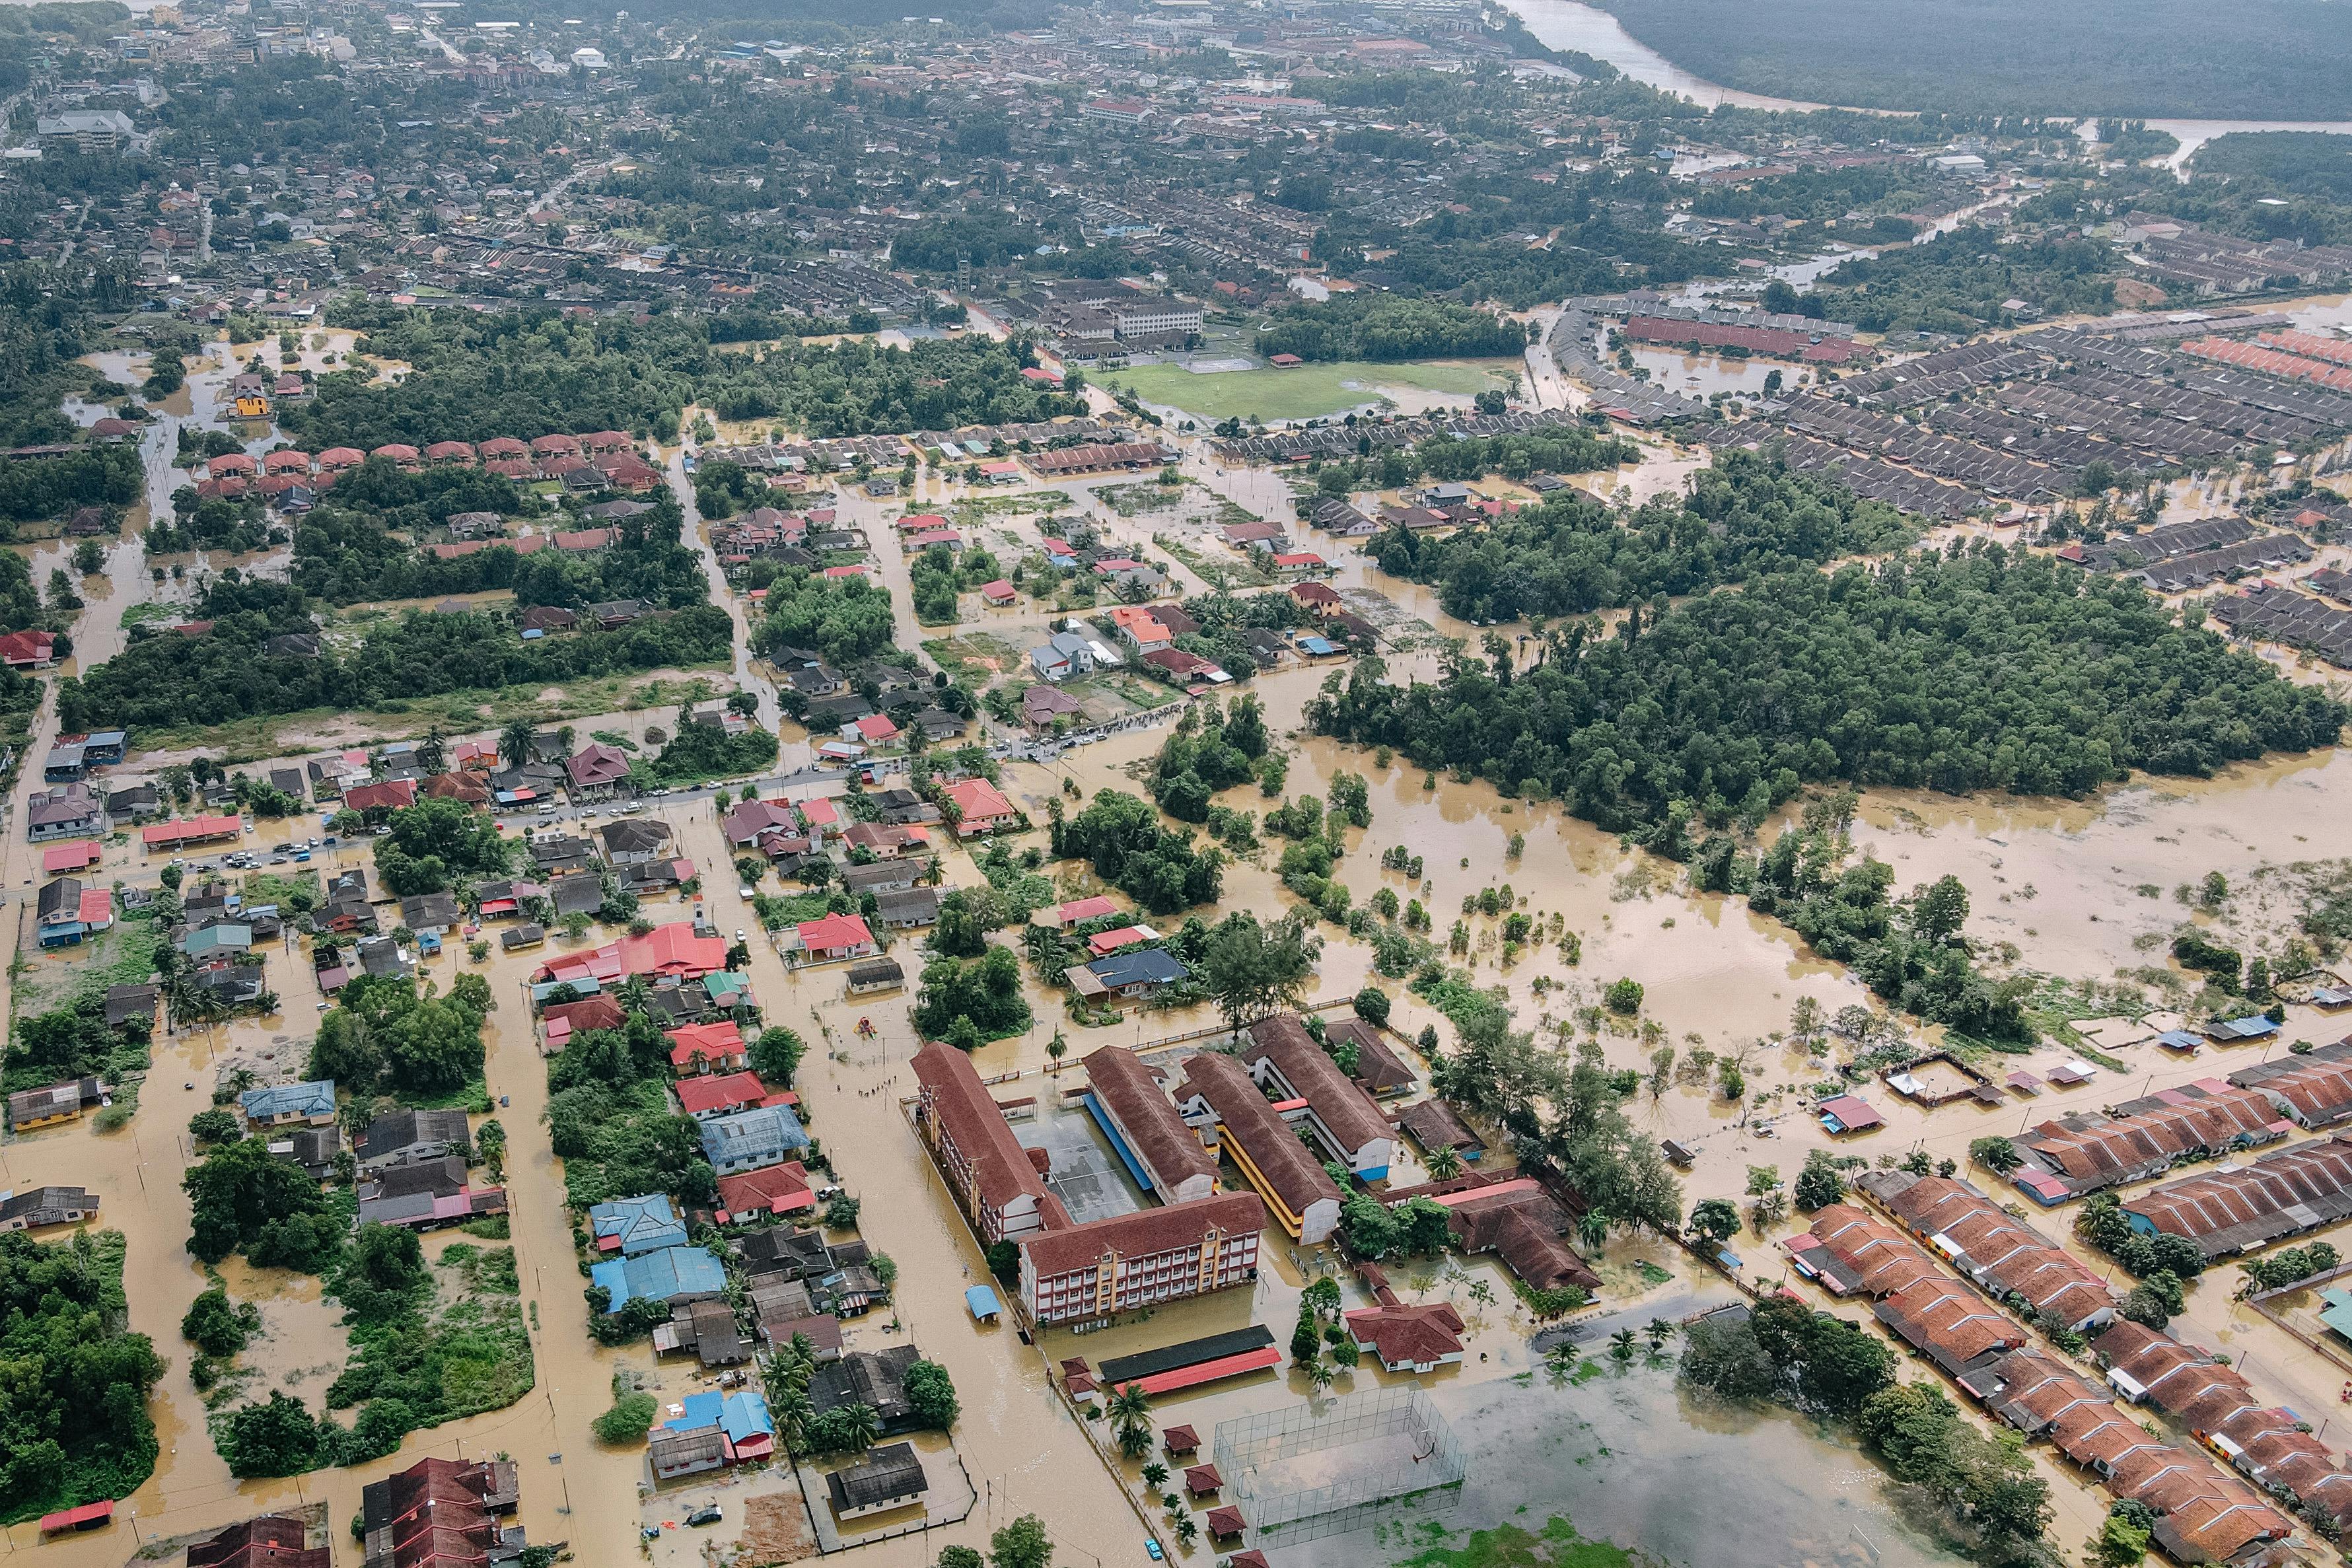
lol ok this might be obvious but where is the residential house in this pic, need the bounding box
[591,1245,727,1313]
[240,1080,337,1128]
[8,1077,106,1131]
[675,1071,775,1121]
[590,1194,688,1257]
[810,1345,923,1433]
[26,785,104,843]
[185,1516,326,1568]
[353,1108,472,1170]
[0,1186,100,1232]
[717,1161,817,1224]
[699,1104,810,1174]
[826,1443,927,1520]
[1021,683,1085,734]
[793,912,878,962]
[567,744,635,801]
[1029,631,1098,682]
[1071,948,1190,1001]
[943,777,1018,836]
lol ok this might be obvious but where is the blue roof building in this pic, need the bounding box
[1085,948,1190,997]
[239,1079,337,1125]
[667,1390,725,1433]
[719,1390,773,1449]
[588,1193,688,1257]
[699,1104,810,1174]
[591,1245,727,1312]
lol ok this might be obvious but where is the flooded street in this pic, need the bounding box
[15,333,2352,1568]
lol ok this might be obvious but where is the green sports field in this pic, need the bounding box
[1106,358,1517,423]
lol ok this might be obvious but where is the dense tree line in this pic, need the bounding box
[1049,790,1226,914]
[1310,545,2345,832]
[0,257,139,447]
[1253,296,1525,364]
[0,444,141,526]
[1374,452,1913,620]
[57,579,734,732]
[753,569,898,668]
[295,489,706,611]
[544,992,717,1211]
[285,308,704,447]
[912,947,1032,1048]
[7,989,150,1095]
[284,303,1082,446]
[1593,0,2347,118]
[0,1230,163,1526]
[638,719,780,787]
[1810,227,2120,336]
[307,970,494,1102]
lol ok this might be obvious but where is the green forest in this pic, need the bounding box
[285,306,1081,448]
[0,1230,164,1525]
[1590,0,2352,118]
[1810,228,2121,336]
[1310,544,2345,828]
[290,482,707,610]
[56,579,733,732]
[1374,452,1913,620]
[1253,295,1526,364]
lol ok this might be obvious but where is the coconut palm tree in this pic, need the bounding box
[1645,1317,1676,1355]
[1577,1209,1610,1258]
[1608,1328,1638,1363]
[846,1402,883,1450]
[1108,1383,1154,1459]
[1141,1462,1169,1492]
[1425,1144,1462,1181]
[1545,1337,1579,1375]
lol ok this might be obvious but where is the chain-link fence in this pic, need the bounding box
[1213,1384,1465,1544]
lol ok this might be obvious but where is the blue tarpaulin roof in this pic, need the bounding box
[965,1285,1003,1320]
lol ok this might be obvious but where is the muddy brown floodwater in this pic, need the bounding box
[22,405,2352,1566]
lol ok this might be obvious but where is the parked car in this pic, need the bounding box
[686,1507,721,1528]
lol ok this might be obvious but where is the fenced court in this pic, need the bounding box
[1213,1384,1466,1544]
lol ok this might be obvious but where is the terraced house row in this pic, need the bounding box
[1789,1204,2306,1564]
[2008,1081,2288,1205]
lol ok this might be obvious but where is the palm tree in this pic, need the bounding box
[1425,1144,1462,1181]
[1645,1317,1676,1355]
[839,1402,881,1452]
[1141,1462,1169,1492]
[1108,1383,1153,1459]
[1577,1209,1610,1258]
[1545,1337,1579,1375]
[1174,1516,1198,1546]
[1048,1026,1069,1065]
[1608,1328,1637,1363]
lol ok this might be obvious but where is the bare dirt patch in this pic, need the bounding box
[734,1489,818,1567]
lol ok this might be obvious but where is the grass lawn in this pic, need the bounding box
[1106,358,1518,423]
[923,632,1029,685]
[131,671,727,762]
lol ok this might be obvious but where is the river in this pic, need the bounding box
[1499,0,2352,172]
